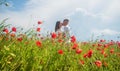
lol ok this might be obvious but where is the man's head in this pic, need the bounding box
[63,19,69,26]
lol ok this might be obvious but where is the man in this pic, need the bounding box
[61,19,71,39]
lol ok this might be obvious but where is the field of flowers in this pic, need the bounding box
[0,19,120,71]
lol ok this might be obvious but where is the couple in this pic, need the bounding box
[55,19,70,39]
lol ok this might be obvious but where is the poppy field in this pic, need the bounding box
[0,19,120,71]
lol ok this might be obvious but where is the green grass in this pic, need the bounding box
[0,19,120,71]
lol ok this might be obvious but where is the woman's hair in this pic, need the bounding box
[55,21,61,32]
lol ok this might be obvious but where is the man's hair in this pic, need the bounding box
[63,19,69,22]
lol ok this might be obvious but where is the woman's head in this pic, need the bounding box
[55,21,62,32]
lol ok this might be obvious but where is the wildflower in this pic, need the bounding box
[3,28,9,34]
[101,50,105,55]
[58,50,63,54]
[51,32,57,39]
[10,33,16,37]
[37,28,41,32]
[71,35,76,43]
[17,37,23,42]
[58,39,63,43]
[87,49,93,58]
[98,43,102,47]
[79,60,84,65]
[72,43,78,49]
[83,53,87,58]
[94,60,102,67]
[36,41,42,47]
[12,27,17,32]
[104,44,109,48]
[76,49,82,54]
[110,48,114,54]
[38,21,42,24]
[100,39,105,42]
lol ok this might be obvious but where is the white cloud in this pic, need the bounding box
[91,29,120,36]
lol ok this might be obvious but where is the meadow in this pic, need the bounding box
[0,19,120,71]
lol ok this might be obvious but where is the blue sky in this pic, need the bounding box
[0,0,120,41]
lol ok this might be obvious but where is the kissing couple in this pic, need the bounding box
[55,19,71,40]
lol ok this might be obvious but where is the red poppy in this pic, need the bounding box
[108,41,114,46]
[101,50,105,55]
[71,35,76,43]
[17,37,23,42]
[87,49,93,58]
[83,53,87,58]
[96,47,102,51]
[117,42,120,47]
[37,28,41,32]
[94,60,102,67]
[38,21,42,24]
[83,49,93,58]
[10,33,16,37]
[36,41,42,47]
[76,49,82,54]
[51,32,57,39]
[58,50,63,54]
[104,53,108,57]
[3,28,9,34]
[58,39,63,43]
[12,27,17,32]
[72,43,78,49]
[110,48,114,54]
[104,44,109,48]
[98,43,102,47]
[79,60,84,65]
[100,39,105,42]
[92,44,96,47]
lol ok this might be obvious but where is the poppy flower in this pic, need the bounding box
[37,28,41,32]
[104,44,109,48]
[72,43,78,49]
[108,41,114,46]
[101,50,105,55]
[17,37,23,42]
[110,48,114,54]
[94,60,102,67]
[96,47,102,51]
[92,44,96,47]
[104,53,108,57]
[117,42,120,47]
[36,41,42,47]
[87,49,93,58]
[51,32,57,39]
[76,49,82,54]
[12,27,17,32]
[58,39,63,43]
[3,28,9,34]
[100,39,105,42]
[83,49,93,58]
[98,43,102,47]
[10,33,16,37]
[58,50,63,54]
[79,60,84,65]
[71,35,76,43]
[38,21,42,24]
[83,53,87,58]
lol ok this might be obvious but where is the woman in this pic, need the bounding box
[55,21,62,33]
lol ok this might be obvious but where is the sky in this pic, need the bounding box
[0,0,120,41]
